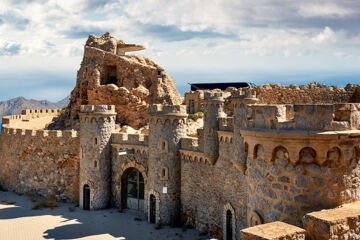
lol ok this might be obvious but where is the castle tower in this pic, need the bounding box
[232,88,259,169]
[203,92,226,164]
[148,105,188,225]
[79,105,116,210]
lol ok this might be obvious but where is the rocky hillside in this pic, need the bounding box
[0,96,69,122]
[49,33,183,130]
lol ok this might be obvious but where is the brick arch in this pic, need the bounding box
[223,203,236,240]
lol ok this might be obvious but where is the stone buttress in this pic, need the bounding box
[148,104,188,225]
[79,105,116,210]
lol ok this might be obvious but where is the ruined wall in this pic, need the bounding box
[0,127,79,202]
[255,84,360,104]
[51,33,183,130]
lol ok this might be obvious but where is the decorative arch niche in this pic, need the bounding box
[299,147,316,164]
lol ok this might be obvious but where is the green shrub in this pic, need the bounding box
[188,114,195,120]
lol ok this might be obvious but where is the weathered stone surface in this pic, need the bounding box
[50,33,183,131]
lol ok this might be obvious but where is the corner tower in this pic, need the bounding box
[148,105,188,225]
[79,105,116,210]
[203,91,226,164]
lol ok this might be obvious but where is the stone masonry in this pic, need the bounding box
[1,33,360,240]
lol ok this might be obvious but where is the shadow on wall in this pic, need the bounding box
[0,191,202,240]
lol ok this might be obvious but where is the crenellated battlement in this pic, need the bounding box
[1,126,78,138]
[232,88,257,99]
[80,105,115,114]
[148,104,187,115]
[2,108,60,126]
[180,137,199,151]
[241,103,360,131]
[219,117,234,131]
[111,133,149,146]
[204,91,224,100]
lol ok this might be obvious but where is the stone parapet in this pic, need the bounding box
[148,104,187,116]
[80,105,115,114]
[204,91,224,101]
[242,103,360,131]
[2,109,60,126]
[1,127,78,139]
[180,137,199,151]
[241,221,305,240]
[111,133,149,146]
[219,117,234,131]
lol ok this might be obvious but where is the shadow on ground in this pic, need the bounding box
[0,191,206,240]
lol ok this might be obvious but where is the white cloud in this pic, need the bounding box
[297,3,354,18]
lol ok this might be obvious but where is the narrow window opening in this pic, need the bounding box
[94,161,98,168]
[162,169,166,178]
[157,70,161,75]
[94,137,98,146]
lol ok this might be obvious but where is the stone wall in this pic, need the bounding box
[110,132,149,209]
[180,145,248,239]
[0,127,79,202]
[245,131,360,227]
[255,84,360,104]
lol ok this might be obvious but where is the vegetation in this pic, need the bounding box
[31,195,57,210]
[188,114,195,120]
[308,81,322,87]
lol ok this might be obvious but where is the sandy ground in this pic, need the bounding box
[0,191,208,240]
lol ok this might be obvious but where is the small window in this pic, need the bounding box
[157,70,162,75]
[94,137,98,146]
[160,167,168,180]
[161,139,168,153]
[94,160,98,169]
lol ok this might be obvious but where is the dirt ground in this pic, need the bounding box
[0,191,209,240]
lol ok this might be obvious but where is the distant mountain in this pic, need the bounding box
[0,96,69,122]
[54,96,70,108]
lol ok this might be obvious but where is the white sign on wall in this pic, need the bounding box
[162,187,167,194]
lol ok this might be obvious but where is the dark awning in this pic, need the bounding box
[189,82,255,91]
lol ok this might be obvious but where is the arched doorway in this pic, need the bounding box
[149,194,156,223]
[122,168,144,211]
[83,184,90,210]
[226,210,233,240]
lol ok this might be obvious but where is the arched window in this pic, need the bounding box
[94,137,99,146]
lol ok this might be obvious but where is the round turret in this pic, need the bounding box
[79,105,116,210]
[147,104,187,225]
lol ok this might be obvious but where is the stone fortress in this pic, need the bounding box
[1,33,360,240]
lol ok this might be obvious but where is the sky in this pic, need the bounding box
[0,0,360,101]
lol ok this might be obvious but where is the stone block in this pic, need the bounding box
[241,221,305,240]
[303,202,360,240]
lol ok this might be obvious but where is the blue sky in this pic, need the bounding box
[0,0,360,101]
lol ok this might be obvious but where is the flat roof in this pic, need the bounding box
[189,82,255,91]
